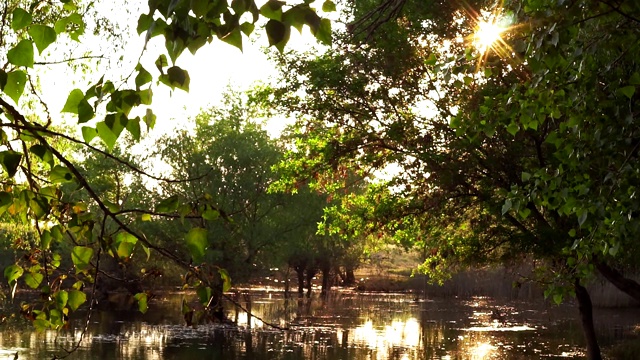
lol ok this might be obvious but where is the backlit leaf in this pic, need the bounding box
[28,25,57,53]
[68,290,86,311]
[24,272,43,289]
[4,264,23,285]
[11,8,32,30]
[71,246,93,272]
[4,70,27,103]
[134,293,148,313]
[0,151,22,177]
[7,40,34,68]
[50,165,74,183]
[185,228,208,263]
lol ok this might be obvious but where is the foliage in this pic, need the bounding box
[0,0,332,336]
[273,0,640,301]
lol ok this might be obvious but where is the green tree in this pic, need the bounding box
[271,0,640,358]
[0,0,332,338]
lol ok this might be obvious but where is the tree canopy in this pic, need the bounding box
[270,0,640,358]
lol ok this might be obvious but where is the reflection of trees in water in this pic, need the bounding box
[0,291,637,359]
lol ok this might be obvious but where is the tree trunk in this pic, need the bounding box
[295,266,305,296]
[305,269,315,298]
[574,280,602,360]
[321,266,331,295]
[595,261,640,303]
[345,266,356,286]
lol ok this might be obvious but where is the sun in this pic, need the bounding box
[474,19,504,53]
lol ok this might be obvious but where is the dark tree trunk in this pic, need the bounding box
[595,261,640,303]
[345,266,356,286]
[305,269,315,298]
[295,266,305,296]
[321,266,331,295]
[574,280,602,360]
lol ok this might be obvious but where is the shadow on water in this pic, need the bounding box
[0,290,639,359]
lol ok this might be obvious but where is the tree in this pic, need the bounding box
[0,0,333,337]
[271,0,640,358]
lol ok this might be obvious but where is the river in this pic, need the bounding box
[0,289,638,359]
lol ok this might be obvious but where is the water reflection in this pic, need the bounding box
[0,291,638,359]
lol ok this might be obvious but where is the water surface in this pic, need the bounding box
[0,289,637,359]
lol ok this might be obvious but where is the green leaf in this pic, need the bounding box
[630,72,640,85]
[155,54,168,73]
[220,28,243,51]
[50,165,74,183]
[0,192,13,216]
[185,228,208,263]
[61,88,95,123]
[4,264,23,285]
[266,19,290,52]
[578,210,588,227]
[141,213,152,221]
[159,66,190,92]
[144,109,156,129]
[11,8,32,30]
[0,151,23,177]
[28,25,57,54]
[114,232,138,260]
[506,122,519,136]
[4,70,27,103]
[260,0,284,20]
[501,199,512,215]
[240,22,255,36]
[322,0,336,12]
[7,40,34,68]
[196,286,212,305]
[553,293,563,305]
[155,195,180,213]
[30,144,54,167]
[202,208,219,221]
[126,117,141,141]
[24,272,44,289]
[54,290,68,310]
[71,246,93,272]
[135,65,153,89]
[134,293,148,313]
[218,268,232,292]
[68,290,86,311]
[314,18,331,45]
[62,89,85,113]
[81,126,98,143]
[618,85,635,99]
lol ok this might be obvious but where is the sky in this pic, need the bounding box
[36,0,328,142]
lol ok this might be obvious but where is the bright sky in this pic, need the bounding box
[37,0,327,142]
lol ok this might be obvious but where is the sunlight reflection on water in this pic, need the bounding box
[0,291,636,359]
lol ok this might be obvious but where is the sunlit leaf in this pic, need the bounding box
[28,25,57,54]
[134,293,148,313]
[81,126,98,143]
[4,264,23,285]
[11,8,32,30]
[7,40,34,67]
[24,272,43,289]
[4,70,27,103]
[185,228,208,263]
[135,64,153,89]
[68,290,86,311]
[49,165,74,183]
[71,246,93,272]
[54,290,68,310]
[260,0,284,20]
[322,0,336,12]
[218,268,232,292]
